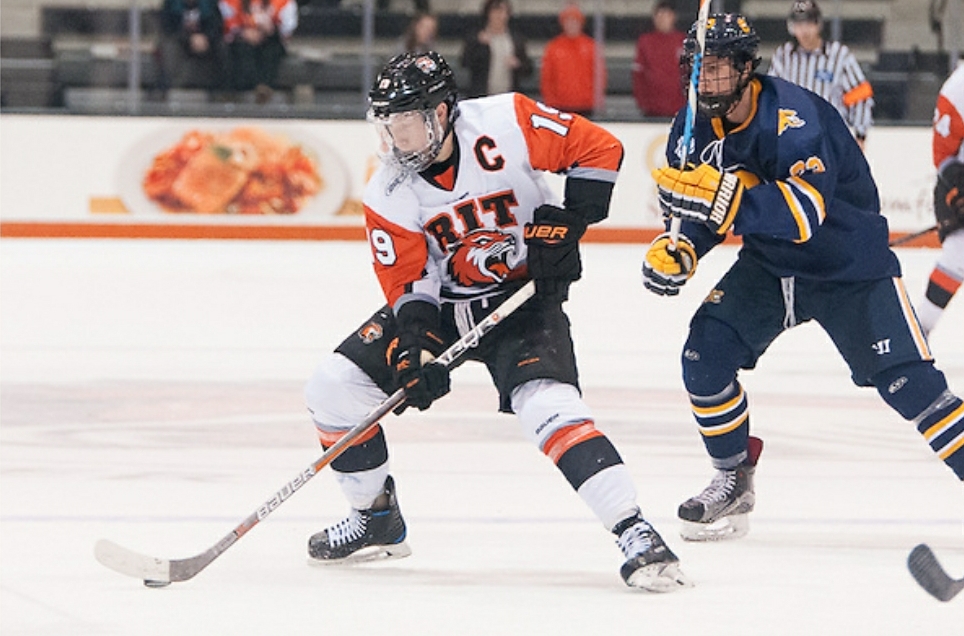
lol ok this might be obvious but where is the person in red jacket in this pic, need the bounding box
[632,1,685,118]
[539,3,604,117]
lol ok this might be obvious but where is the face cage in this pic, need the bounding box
[683,54,753,118]
[367,108,445,173]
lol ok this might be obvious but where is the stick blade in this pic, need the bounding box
[907,543,964,602]
[95,539,172,585]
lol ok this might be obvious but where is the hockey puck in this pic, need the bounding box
[143,579,171,588]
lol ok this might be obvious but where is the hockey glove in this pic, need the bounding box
[653,163,744,235]
[935,161,964,241]
[390,302,451,414]
[524,204,587,302]
[642,232,698,296]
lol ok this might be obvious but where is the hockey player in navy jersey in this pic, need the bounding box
[642,14,964,541]
[303,51,690,591]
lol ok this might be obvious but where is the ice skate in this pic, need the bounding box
[308,475,411,564]
[678,437,762,541]
[615,515,692,592]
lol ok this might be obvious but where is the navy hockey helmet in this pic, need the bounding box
[368,51,459,172]
[681,14,761,117]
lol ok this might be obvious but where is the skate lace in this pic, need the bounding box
[693,469,737,506]
[616,521,655,559]
[326,510,367,547]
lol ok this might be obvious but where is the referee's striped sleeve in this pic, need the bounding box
[838,46,874,137]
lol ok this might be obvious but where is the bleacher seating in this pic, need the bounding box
[0,3,941,122]
[0,36,59,108]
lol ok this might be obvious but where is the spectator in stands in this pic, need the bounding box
[460,0,532,98]
[632,1,686,118]
[399,11,438,55]
[768,0,874,150]
[539,3,604,117]
[156,0,225,96]
[219,0,299,103]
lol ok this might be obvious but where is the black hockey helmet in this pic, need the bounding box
[788,0,822,24]
[681,14,761,117]
[369,51,458,122]
[368,51,459,172]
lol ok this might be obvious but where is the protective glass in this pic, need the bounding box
[367,107,444,173]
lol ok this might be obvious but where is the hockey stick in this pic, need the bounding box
[667,0,711,250]
[94,280,537,587]
[907,543,964,602]
[889,225,938,247]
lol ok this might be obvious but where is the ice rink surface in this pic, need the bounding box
[2,239,962,635]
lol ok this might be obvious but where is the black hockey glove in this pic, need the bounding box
[390,301,451,414]
[935,161,964,241]
[524,204,587,302]
[642,232,698,296]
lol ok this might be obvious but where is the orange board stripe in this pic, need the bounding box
[0,222,367,241]
[0,222,942,247]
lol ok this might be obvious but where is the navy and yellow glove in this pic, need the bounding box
[652,164,743,235]
[642,232,698,296]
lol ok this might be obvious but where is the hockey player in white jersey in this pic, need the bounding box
[917,63,964,336]
[302,51,690,592]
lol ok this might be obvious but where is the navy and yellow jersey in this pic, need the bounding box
[664,74,900,282]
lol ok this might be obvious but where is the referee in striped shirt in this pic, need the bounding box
[768,0,874,150]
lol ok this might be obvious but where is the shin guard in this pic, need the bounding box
[875,362,964,479]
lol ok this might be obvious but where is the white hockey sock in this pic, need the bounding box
[576,464,640,532]
[335,464,392,511]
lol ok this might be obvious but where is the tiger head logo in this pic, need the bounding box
[357,321,384,345]
[448,229,518,287]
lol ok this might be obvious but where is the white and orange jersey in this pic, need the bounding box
[933,64,964,169]
[363,92,623,310]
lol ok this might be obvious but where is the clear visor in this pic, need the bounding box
[366,108,444,173]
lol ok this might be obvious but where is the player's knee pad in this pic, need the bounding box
[682,316,751,397]
[305,353,390,475]
[872,361,949,420]
[511,379,622,490]
[511,378,594,448]
[305,352,389,429]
